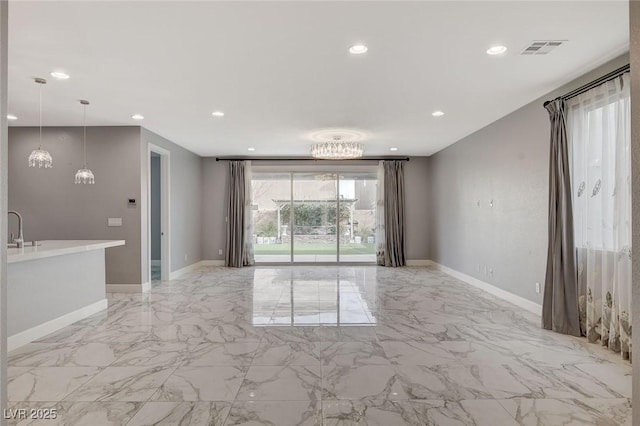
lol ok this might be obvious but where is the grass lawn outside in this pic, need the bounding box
[254,242,375,255]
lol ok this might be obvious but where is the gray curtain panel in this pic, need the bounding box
[380,160,406,267]
[225,161,248,268]
[542,99,581,336]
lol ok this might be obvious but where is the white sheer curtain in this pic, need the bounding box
[567,72,631,359]
[375,161,386,265]
[243,160,255,266]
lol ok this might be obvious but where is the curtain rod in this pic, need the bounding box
[543,64,630,107]
[215,156,410,162]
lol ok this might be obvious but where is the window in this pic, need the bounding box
[568,76,631,251]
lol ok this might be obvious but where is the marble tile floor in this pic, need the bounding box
[6,266,632,425]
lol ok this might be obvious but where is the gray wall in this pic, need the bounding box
[9,126,203,285]
[200,157,431,262]
[150,155,161,261]
[201,158,229,262]
[428,54,629,304]
[629,0,639,420]
[141,128,202,277]
[8,126,142,285]
[404,157,430,260]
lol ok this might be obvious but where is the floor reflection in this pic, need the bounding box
[252,267,377,326]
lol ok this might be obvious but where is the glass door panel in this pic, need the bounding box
[338,172,378,263]
[252,172,292,263]
[292,172,337,263]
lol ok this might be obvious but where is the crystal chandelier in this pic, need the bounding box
[74,100,95,184]
[28,78,53,168]
[311,137,364,160]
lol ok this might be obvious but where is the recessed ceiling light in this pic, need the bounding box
[247,147,255,152]
[7,114,17,120]
[486,45,507,55]
[390,147,398,151]
[349,44,368,55]
[131,114,144,120]
[432,111,445,117]
[50,71,70,80]
[211,111,225,117]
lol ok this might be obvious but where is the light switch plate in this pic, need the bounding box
[108,218,123,227]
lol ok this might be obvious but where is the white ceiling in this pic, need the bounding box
[8,1,629,157]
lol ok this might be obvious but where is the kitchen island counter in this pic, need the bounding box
[8,239,125,263]
[8,239,125,350]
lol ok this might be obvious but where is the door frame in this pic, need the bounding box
[147,143,171,281]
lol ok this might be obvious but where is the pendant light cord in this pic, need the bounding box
[83,103,87,167]
[38,83,42,149]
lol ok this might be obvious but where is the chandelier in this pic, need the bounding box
[74,100,95,184]
[28,78,53,168]
[311,137,364,160]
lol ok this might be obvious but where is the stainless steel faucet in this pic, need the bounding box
[8,210,24,248]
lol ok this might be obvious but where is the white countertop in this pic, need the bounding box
[8,240,125,264]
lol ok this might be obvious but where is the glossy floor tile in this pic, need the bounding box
[7,266,631,425]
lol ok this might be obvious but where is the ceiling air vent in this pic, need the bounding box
[520,40,565,55]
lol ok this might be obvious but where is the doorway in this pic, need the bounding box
[148,144,170,281]
[150,153,161,280]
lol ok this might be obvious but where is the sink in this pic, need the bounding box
[8,241,40,248]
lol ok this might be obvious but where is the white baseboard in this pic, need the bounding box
[106,282,150,293]
[429,261,542,316]
[169,260,223,280]
[200,260,225,267]
[151,260,161,267]
[169,261,202,280]
[406,259,431,266]
[8,299,108,352]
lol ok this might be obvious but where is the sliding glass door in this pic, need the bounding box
[252,168,377,264]
[338,172,377,263]
[252,172,292,263]
[292,172,338,262]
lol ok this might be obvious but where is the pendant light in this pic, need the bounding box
[74,100,95,184]
[28,78,53,168]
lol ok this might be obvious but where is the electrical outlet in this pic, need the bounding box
[218,249,223,256]
[108,217,122,227]
[535,282,541,293]
[184,253,188,262]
